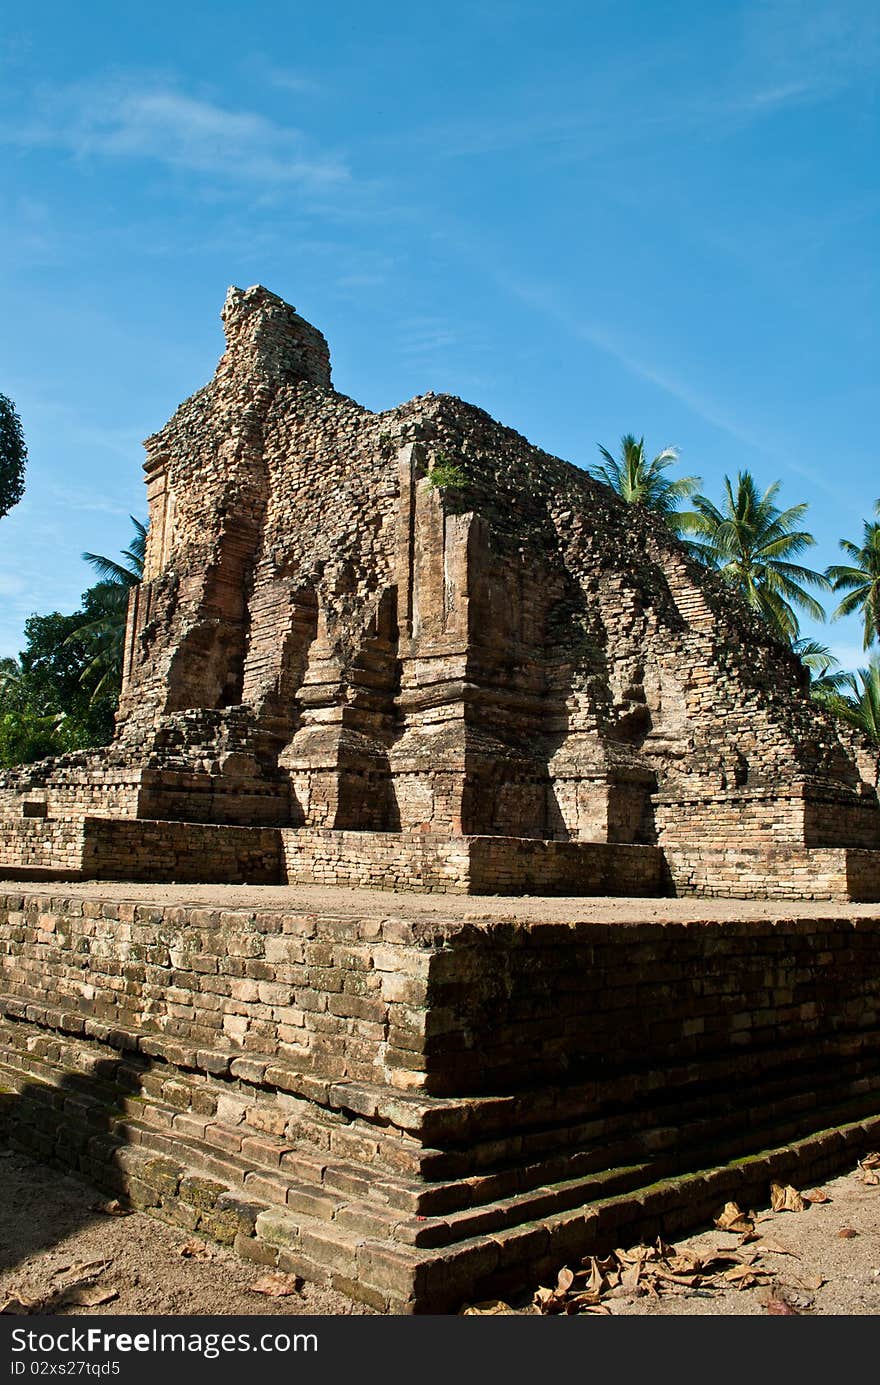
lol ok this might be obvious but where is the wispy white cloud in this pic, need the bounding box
[496,272,866,513]
[386,3,876,169]
[741,81,816,111]
[50,485,134,518]
[741,0,880,91]
[259,65,324,96]
[7,78,350,188]
[0,572,26,598]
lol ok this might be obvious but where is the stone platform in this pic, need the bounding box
[4,817,880,900]
[0,818,668,895]
[2,884,880,1311]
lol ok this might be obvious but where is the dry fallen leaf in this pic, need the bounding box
[770,1183,806,1214]
[616,1245,650,1266]
[179,1240,213,1261]
[250,1272,303,1298]
[461,1300,514,1315]
[56,1259,112,1282]
[805,1189,830,1205]
[0,1295,37,1316]
[722,1264,772,1290]
[715,1201,755,1234]
[757,1239,800,1258]
[582,1257,609,1297]
[57,1285,118,1309]
[789,1273,825,1291]
[838,1227,859,1239]
[556,1266,575,1294]
[90,1199,131,1217]
[562,1293,612,1314]
[859,1151,880,1169]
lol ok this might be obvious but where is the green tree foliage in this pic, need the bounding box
[0,597,121,767]
[827,506,880,651]
[0,657,61,765]
[815,660,880,745]
[681,471,829,641]
[0,393,27,520]
[591,434,700,528]
[791,638,851,700]
[75,518,146,699]
[0,518,146,768]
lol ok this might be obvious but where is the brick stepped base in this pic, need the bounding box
[666,845,880,902]
[3,1000,880,1310]
[3,892,880,1309]
[5,827,880,900]
[0,821,669,896]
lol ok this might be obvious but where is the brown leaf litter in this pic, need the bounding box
[1,1255,118,1315]
[495,1170,858,1317]
[249,1272,303,1299]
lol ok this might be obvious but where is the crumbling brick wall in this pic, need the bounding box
[0,284,877,893]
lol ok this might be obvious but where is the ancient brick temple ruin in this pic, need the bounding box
[2,289,880,1313]
[1,284,879,897]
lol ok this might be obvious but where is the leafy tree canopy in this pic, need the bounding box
[0,588,120,768]
[0,393,27,520]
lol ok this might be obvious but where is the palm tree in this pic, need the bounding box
[681,471,829,641]
[827,509,880,651]
[71,517,146,702]
[821,660,880,745]
[82,517,147,592]
[791,638,851,700]
[591,434,700,528]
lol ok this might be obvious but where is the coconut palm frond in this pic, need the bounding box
[684,470,827,642]
[591,434,700,521]
[828,520,880,650]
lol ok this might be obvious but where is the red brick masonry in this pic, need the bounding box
[2,890,879,1309]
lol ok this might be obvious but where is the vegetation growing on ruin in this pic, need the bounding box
[427,453,467,490]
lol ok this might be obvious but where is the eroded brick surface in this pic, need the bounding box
[2,891,880,1309]
[0,284,878,897]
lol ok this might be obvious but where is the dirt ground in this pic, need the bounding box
[1,1148,878,1317]
[0,1148,370,1316]
[556,1164,880,1317]
[2,878,879,925]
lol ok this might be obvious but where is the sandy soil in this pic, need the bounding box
[591,1166,880,1316]
[0,1149,370,1316]
[1,1149,878,1317]
[1,879,879,926]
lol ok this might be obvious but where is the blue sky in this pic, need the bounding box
[1,0,877,670]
